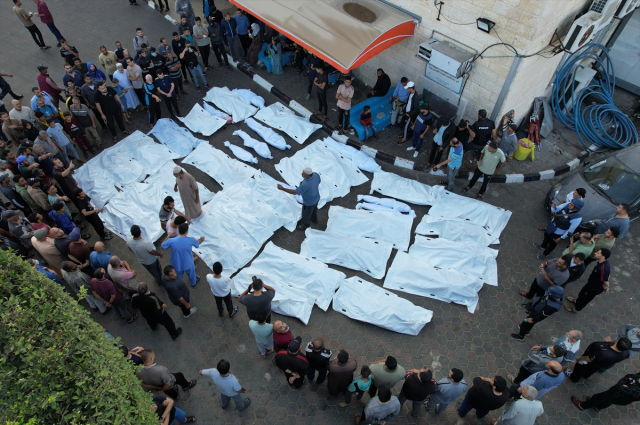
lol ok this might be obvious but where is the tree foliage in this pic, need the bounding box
[0,250,156,425]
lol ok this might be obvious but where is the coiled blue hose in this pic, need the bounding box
[551,43,638,151]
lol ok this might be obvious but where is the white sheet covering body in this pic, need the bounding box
[383,251,484,313]
[276,140,368,209]
[230,242,345,324]
[182,142,258,188]
[203,86,258,123]
[245,117,291,150]
[323,137,381,173]
[223,141,258,164]
[187,175,300,274]
[356,194,416,218]
[74,131,180,208]
[177,104,227,136]
[254,102,321,144]
[428,186,512,242]
[233,130,272,159]
[409,235,499,286]
[232,88,265,109]
[369,170,436,206]
[414,215,498,246]
[147,118,204,157]
[325,206,413,252]
[202,102,232,124]
[100,183,168,242]
[299,229,393,279]
[333,276,433,335]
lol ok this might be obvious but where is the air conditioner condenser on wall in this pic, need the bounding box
[563,11,602,52]
[615,0,640,17]
[590,0,622,30]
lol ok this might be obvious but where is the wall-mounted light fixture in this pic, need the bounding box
[476,18,495,33]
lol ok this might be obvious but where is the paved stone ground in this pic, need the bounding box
[3,2,640,424]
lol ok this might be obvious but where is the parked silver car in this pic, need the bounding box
[546,144,640,232]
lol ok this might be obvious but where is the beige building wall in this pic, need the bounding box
[353,0,616,124]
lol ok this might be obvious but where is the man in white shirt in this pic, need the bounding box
[9,99,36,123]
[206,261,238,318]
[493,386,543,425]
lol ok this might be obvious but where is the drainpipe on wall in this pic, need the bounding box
[489,56,521,122]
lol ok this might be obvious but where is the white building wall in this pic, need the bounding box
[353,0,617,125]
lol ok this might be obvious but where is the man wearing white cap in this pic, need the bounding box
[277,167,321,230]
[173,167,201,220]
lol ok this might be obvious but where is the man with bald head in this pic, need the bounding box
[277,167,321,231]
[89,241,111,271]
[510,360,563,400]
[273,320,293,352]
[9,99,36,123]
[305,338,332,384]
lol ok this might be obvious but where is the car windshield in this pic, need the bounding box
[582,156,640,204]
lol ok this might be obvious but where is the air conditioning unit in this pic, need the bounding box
[560,67,597,113]
[563,11,602,52]
[590,0,622,30]
[615,0,640,17]
[417,38,440,62]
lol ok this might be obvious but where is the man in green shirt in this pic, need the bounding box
[584,227,618,266]
[563,232,595,258]
[464,141,505,200]
[368,356,406,397]
[13,0,50,49]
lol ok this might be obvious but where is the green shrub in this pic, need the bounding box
[0,250,156,425]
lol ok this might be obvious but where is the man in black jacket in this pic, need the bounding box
[398,82,420,143]
[305,338,332,384]
[367,68,391,98]
[571,372,640,411]
[567,338,631,382]
[131,282,183,340]
[563,253,586,286]
[398,368,436,418]
[275,337,309,388]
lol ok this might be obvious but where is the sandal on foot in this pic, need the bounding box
[476,194,483,199]
[570,396,585,410]
[518,290,528,297]
[537,226,546,231]
[127,313,139,323]
[565,305,577,313]
[462,187,470,192]
[438,180,447,185]
[567,296,577,304]
[185,380,197,390]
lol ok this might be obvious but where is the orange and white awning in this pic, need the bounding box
[230,0,417,73]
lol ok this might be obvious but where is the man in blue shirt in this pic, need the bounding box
[277,167,321,231]
[222,13,244,62]
[512,360,564,400]
[234,9,251,55]
[90,241,112,271]
[434,137,463,191]
[387,77,409,129]
[154,69,180,118]
[46,118,81,164]
[406,104,432,158]
[161,222,204,287]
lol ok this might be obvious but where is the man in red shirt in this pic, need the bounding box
[36,65,63,108]
[31,0,64,47]
[90,268,138,323]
